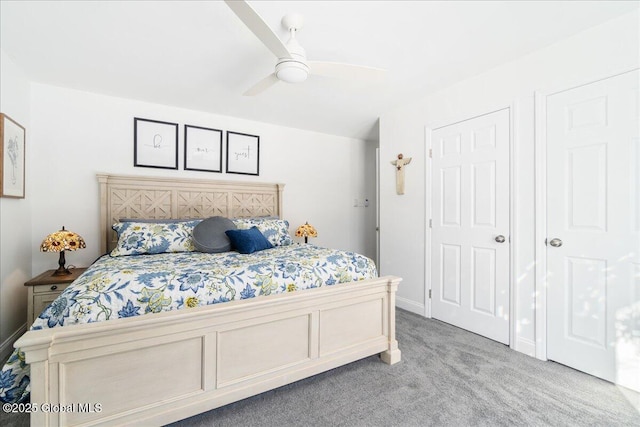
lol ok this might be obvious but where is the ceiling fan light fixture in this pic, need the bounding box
[276,60,309,83]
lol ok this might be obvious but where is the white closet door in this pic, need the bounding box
[546,70,639,391]
[431,109,510,344]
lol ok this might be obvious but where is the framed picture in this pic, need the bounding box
[184,125,223,173]
[226,131,260,176]
[134,117,178,169]
[0,113,26,198]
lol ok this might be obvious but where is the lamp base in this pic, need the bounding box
[51,250,71,276]
[52,267,72,276]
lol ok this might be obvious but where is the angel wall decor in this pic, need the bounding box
[390,153,412,195]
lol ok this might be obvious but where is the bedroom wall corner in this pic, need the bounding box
[378,110,427,315]
[349,138,378,263]
[0,49,31,361]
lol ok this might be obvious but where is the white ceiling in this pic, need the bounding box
[1,1,637,140]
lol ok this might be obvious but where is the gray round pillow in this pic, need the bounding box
[192,216,237,253]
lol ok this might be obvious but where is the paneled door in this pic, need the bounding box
[546,70,639,391]
[431,109,510,344]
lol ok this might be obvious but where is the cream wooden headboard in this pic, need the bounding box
[97,174,284,253]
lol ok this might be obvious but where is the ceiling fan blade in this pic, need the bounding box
[224,0,291,59]
[307,61,387,82]
[243,73,280,96]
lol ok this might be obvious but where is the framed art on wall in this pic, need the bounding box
[184,125,223,173]
[226,131,260,176]
[0,113,26,198]
[134,117,178,169]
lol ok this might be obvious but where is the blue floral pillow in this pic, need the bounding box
[110,221,200,256]
[232,217,293,247]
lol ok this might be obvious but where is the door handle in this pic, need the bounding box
[495,235,506,243]
[549,238,563,247]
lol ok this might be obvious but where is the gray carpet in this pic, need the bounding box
[2,309,638,426]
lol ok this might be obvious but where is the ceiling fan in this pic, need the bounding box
[224,0,387,96]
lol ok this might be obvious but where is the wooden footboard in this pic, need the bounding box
[15,276,401,426]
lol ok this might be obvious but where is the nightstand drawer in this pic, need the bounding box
[33,293,63,320]
[32,283,71,294]
[25,268,87,327]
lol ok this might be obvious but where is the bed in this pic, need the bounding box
[8,174,401,426]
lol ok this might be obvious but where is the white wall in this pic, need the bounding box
[0,50,31,361]
[379,10,639,355]
[28,83,377,274]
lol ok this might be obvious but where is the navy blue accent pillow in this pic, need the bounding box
[225,226,273,254]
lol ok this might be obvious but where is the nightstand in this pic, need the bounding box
[25,267,87,326]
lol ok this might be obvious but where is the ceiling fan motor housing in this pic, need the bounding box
[276,23,309,83]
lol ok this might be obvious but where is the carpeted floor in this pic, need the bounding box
[2,309,638,426]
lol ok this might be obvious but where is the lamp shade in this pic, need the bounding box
[41,226,86,276]
[41,227,86,252]
[295,222,317,243]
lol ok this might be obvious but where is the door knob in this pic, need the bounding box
[549,238,563,247]
[495,235,506,243]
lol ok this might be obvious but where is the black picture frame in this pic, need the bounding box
[226,131,260,176]
[184,125,223,173]
[133,117,178,170]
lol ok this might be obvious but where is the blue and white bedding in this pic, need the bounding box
[0,244,377,403]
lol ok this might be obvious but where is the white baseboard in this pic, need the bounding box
[514,336,536,357]
[620,385,640,411]
[396,296,425,316]
[0,323,27,363]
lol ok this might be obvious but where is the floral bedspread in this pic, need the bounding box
[0,244,377,403]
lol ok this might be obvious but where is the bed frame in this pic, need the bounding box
[15,174,401,426]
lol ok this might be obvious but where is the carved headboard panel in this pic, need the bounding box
[97,174,284,253]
